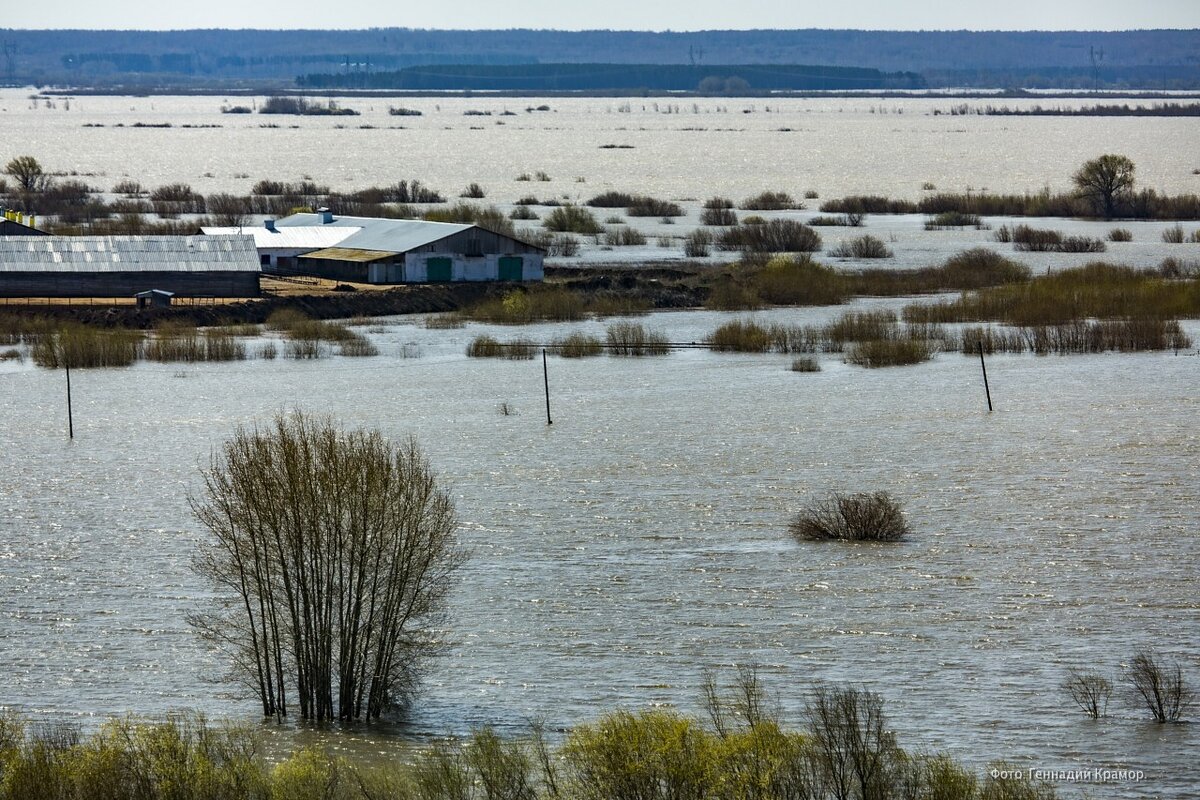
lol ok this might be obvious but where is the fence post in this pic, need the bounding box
[542,349,552,426]
[977,341,993,412]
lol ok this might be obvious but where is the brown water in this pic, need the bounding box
[1,304,1198,797]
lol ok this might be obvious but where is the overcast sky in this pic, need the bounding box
[8,0,1200,30]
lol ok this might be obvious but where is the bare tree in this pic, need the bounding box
[190,412,465,721]
[3,155,50,193]
[804,686,901,800]
[1126,650,1193,723]
[1061,669,1112,718]
[1072,154,1135,218]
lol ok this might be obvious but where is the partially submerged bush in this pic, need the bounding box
[1162,224,1185,244]
[717,220,822,253]
[1062,669,1112,718]
[466,335,536,359]
[543,205,603,234]
[627,196,684,217]
[790,491,911,542]
[827,234,893,259]
[924,210,984,229]
[739,190,798,210]
[1108,227,1133,242]
[700,197,737,226]
[606,322,670,356]
[791,356,821,372]
[683,228,714,257]
[1127,649,1193,722]
[846,338,936,368]
[553,331,604,358]
[32,325,143,369]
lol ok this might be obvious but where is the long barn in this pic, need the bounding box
[273,210,545,284]
[0,234,260,298]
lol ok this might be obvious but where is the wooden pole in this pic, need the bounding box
[977,341,993,413]
[65,360,74,438]
[542,349,552,425]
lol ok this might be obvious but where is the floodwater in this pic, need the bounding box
[2,90,1200,796]
[2,306,1198,797]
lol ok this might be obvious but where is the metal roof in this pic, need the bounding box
[275,213,474,254]
[200,225,360,250]
[301,247,394,263]
[0,235,260,273]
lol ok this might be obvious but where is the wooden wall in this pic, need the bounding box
[0,271,260,298]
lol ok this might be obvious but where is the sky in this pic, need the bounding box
[7,0,1200,31]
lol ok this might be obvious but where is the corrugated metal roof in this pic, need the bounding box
[301,247,394,263]
[200,225,360,250]
[275,213,473,254]
[0,235,261,273]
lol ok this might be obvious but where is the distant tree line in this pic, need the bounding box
[296,63,925,92]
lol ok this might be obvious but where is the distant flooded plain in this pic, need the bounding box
[1,91,1199,797]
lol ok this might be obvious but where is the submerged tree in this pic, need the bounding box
[191,412,464,721]
[1072,154,1136,218]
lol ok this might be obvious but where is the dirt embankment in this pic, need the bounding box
[2,266,710,329]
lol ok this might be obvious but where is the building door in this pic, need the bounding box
[426,257,452,282]
[498,256,523,281]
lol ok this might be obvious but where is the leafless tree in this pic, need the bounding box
[190,412,464,721]
[3,155,50,193]
[804,686,901,800]
[1062,669,1112,718]
[1126,650,1193,723]
[1072,154,1135,218]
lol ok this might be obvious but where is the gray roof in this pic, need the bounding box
[275,213,475,254]
[200,225,361,250]
[0,235,260,273]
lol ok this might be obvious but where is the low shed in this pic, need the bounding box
[0,235,260,298]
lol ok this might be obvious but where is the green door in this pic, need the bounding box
[498,256,524,281]
[426,257,452,282]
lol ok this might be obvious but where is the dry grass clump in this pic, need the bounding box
[465,335,537,359]
[1010,225,1064,251]
[1108,227,1133,242]
[704,280,763,311]
[1162,224,1185,244]
[823,310,898,346]
[845,338,937,367]
[827,234,893,259]
[510,205,538,220]
[425,314,465,329]
[265,308,311,331]
[739,190,798,210]
[790,491,910,541]
[552,331,604,358]
[707,319,774,352]
[0,314,56,345]
[338,333,379,357]
[753,255,846,305]
[717,220,822,253]
[605,322,669,356]
[790,356,821,372]
[586,191,636,207]
[144,326,247,362]
[465,287,586,324]
[848,248,1030,295]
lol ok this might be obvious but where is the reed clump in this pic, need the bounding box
[924,211,985,229]
[605,322,670,356]
[790,491,911,541]
[338,333,379,357]
[847,248,1030,295]
[902,262,1200,326]
[32,325,143,369]
[465,287,586,324]
[143,326,247,362]
[959,319,1191,354]
[846,338,937,367]
[752,255,846,305]
[1108,227,1133,242]
[425,313,465,329]
[626,196,684,217]
[466,335,536,359]
[552,331,604,358]
[791,356,821,372]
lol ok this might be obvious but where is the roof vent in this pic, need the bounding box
[317,207,334,224]
[264,218,277,232]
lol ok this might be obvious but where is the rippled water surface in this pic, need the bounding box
[2,306,1198,797]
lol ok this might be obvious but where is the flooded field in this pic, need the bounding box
[1,89,1199,796]
[1,305,1198,797]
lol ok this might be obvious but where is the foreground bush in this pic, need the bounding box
[790,491,911,541]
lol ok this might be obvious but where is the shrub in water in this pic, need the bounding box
[544,205,603,234]
[1108,227,1133,242]
[790,491,910,541]
[606,322,670,356]
[827,234,893,259]
[739,190,797,210]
